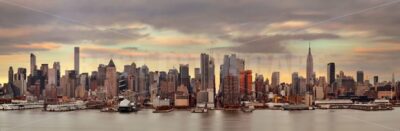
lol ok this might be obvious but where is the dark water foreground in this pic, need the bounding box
[1,109,400,131]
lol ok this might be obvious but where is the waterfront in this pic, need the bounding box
[1,109,400,131]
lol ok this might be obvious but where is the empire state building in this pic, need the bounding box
[306,44,314,88]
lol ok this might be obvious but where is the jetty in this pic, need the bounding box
[282,104,313,111]
[45,101,87,112]
[1,103,43,110]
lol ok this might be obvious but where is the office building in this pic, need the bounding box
[327,63,335,85]
[357,71,364,84]
[254,74,266,102]
[74,47,80,75]
[240,70,252,100]
[271,72,280,89]
[30,53,37,76]
[105,59,117,98]
[306,44,314,87]
[374,76,379,86]
[179,64,191,92]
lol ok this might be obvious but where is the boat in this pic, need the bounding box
[152,98,173,113]
[101,107,117,112]
[118,99,138,113]
[241,101,256,113]
[192,107,208,113]
[153,108,174,113]
[241,105,255,113]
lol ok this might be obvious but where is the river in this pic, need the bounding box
[1,109,400,131]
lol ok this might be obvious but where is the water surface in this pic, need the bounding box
[1,109,399,131]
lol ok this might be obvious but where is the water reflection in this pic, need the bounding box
[1,109,400,131]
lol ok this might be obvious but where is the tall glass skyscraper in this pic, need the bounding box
[74,47,80,75]
[327,62,335,85]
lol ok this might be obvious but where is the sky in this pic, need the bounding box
[1,0,400,86]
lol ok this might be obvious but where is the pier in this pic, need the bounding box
[350,104,393,111]
[0,103,43,110]
[45,102,87,112]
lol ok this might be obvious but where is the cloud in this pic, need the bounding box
[0,42,62,55]
[267,21,311,30]
[13,42,62,50]
[0,0,399,49]
[354,46,400,54]
[222,33,340,53]
[81,47,147,58]
[81,46,198,60]
[122,47,139,51]
[143,36,212,46]
[0,24,148,55]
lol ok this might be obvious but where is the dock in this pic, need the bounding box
[350,104,393,111]
[282,104,313,111]
[1,103,43,110]
[45,103,87,112]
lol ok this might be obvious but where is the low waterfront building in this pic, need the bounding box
[175,85,189,108]
[377,84,394,99]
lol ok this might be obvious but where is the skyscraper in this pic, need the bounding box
[306,44,314,88]
[356,71,364,84]
[240,70,252,100]
[194,68,201,80]
[327,63,335,85]
[47,68,57,89]
[200,53,210,90]
[53,62,61,86]
[105,59,117,98]
[271,72,280,88]
[220,54,242,108]
[8,66,13,84]
[14,68,27,96]
[62,70,77,98]
[138,65,150,98]
[30,53,36,76]
[97,64,107,87]
[373,76,379,86]
[291,72,300,96]
[179,64,190,92]
[200,53,216,107]
[254,74,265,102]
[74,47,80,75]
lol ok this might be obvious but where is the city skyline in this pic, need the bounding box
[1,45,397,89]
[2,1,400,131]
[1,0,400,84]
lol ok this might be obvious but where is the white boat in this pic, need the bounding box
[192,107,208,113]
[118,99,137,113]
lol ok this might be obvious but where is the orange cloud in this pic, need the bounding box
[354,46,400,54]
[144,36,211,46]
[268,20,310,30]
[13,42,62,50]
[81,46,199,60]
[0,28,35,38]
[81,47,148,58]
